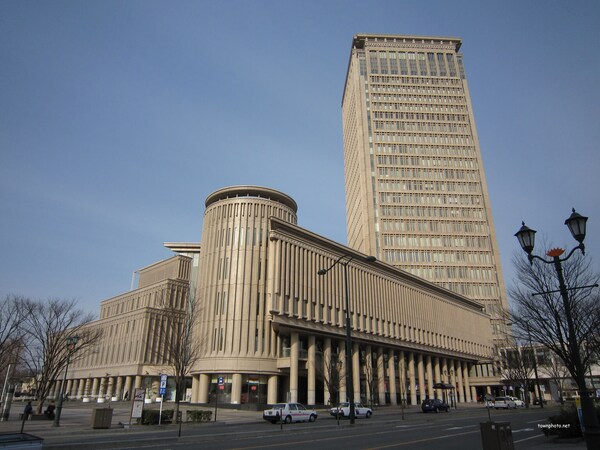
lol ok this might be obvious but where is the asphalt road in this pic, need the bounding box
[0,401,586,449]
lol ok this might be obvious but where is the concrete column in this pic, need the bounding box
[450,361,457,406]
[408,352,417,406]
[65,379,73,398]
[456,361,464,403]
[471,386,477,403]
[123,376,133,400]
[388,349,397,405]
[364,345,372,404]
[231,373,242,404]
[91,378,99,399]
[307,335,316,405]
[290,332,299,403]
[462,362,472,402]
[267,375,278,404]
[190,374,199,403]
[434,357,442,399]
[398,351,406,404]
[353,343,360,401]
[338,340,347,402]
[377,348,386,405]
[116,376,123,400]
[441,358,448,382]
[426,355,434,399]
[417,353,426,404]
[151,379,159,401]
[76,379,84,399]
[199,374,209,403]
[82,378,91,398]
[134,375,142,390]
[107,377,115,398]
[323,338,331,405]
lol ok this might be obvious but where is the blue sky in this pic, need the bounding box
[2,0,599,315]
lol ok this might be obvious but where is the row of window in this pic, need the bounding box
[378,180,481,193]
[377,155,478,169]
[370,93,466,105]
[380,192,483,207]
[373,111,469,123]
[371,101,468,113]
[370,84,465,95]
[214,226,266,248]
[380,219,489,235]
[377,167,479,181]
[376,144,475,158]
[373,120,471,134]
[368,75,463,86]
[374,132,473,146]
[382,248,494,265]
[380,205,486,220]
[381,234,490,250]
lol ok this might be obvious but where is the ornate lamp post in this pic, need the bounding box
[53,335,79,427]
[318,254,376,424]
[515,209,599,448]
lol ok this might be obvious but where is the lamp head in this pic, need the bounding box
[514,221,536,255]
[317,269,327,276]
[565,208,588,244]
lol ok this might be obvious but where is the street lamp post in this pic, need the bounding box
[515,209,599,449]
[318,253,376,425]
[53,335,79,427]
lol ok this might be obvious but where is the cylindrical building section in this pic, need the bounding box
[192,186,297,403]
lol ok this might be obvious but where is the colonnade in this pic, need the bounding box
[190,333,478,406]
[49,374,154,402]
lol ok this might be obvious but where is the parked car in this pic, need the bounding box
[263,403,318,424]
[508,396,525,407]
[329,402,373,418]
[421,398,450,413]
[533,398,547,405]
[493,397,517,409]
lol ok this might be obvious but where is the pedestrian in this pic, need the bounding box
[23,401,33,420]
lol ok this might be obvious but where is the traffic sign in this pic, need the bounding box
[218,376,224,386]
[159,374,167,396]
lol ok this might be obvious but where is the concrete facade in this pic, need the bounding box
[64,186,494,407]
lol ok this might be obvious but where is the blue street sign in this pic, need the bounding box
[218,376,224,386]
[159,374,167,396]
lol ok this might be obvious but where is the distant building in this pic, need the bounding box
[62,186,494,406]
[341,34,510,391]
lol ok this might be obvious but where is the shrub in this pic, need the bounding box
[186,410,213,423]
[140,409,174,425]
[543,404,600,439]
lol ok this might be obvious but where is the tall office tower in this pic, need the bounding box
[342,34,509,344]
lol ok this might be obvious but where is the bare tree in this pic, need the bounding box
[0,295,28,380]
[499,346,535,407]
[542,354,571,404]
[20,298,102,414]
[509,250,600,391]
[313,343,344,406]
[154,288,204,423]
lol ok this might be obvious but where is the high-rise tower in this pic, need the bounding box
[342,34,508,344]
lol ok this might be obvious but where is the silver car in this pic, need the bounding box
[493,396,517,409]
[329,402,373,418]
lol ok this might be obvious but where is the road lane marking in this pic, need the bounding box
[366,429,480,449]
[513,434,546,444]
[512,428,534,433]
[526,419,547,424]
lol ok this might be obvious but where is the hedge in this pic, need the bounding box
[186,410,213,422]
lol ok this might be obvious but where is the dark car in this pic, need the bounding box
[421,398,450,413]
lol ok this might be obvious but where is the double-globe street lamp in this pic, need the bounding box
[318,254,376,425]
[515,209,599,448]
[53,335,79,427]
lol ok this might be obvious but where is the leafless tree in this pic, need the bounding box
[154,288,204,423]
[509,249,600,393]
[542,354,571,404]
[20,298,102,414]
[499,346,535,407]
[313,343,344,406]
[0,295,27,384]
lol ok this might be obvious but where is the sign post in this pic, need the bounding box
[215,376,224,422]
[158,374,167,425]
[130,388,145,426]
